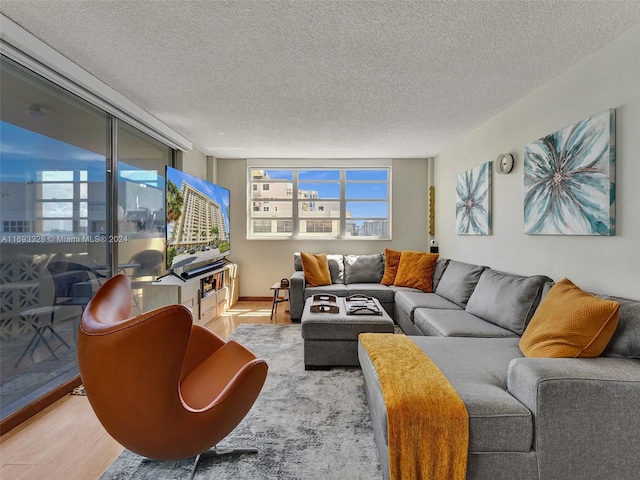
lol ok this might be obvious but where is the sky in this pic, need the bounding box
[260,168,389,218]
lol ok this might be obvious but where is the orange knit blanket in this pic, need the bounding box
[359,333,468,480]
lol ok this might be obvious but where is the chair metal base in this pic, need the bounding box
[141,446,258,480]
[189,447,258,480]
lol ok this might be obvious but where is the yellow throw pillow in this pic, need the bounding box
[381,249,402,285]
[393,251,439,292]
[519,278,620,358]
[300,252,332,287]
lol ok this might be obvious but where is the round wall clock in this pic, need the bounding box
[495,154,514,174]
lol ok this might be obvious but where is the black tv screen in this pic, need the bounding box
[166,166,230,271]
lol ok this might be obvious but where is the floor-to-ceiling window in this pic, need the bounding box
[116,122,169,313]
[0,56,110,421]
[0,55,171,425]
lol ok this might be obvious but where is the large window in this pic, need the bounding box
[248,163,391,239]
[0,55,171,426]
[116,122,169,303]
[0,56,109,422]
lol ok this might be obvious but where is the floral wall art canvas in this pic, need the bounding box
[524,110,615,235]
[455,161,491,235]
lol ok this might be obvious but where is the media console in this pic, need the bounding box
[142,261,238,325]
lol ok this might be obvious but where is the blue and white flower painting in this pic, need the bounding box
[456,161,491,235]
[524,110,615,235]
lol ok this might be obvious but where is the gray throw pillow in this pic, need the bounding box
[432,258,450,291]
[465,269,551,335]
[434,260,485,307]
[601,296,640,359]
[344,254,384,284]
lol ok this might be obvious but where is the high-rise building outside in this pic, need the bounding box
[173,180,228,248]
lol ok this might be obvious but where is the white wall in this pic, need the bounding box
[180,148,208,179]
[434,23,640,299]
[217,158,430,297]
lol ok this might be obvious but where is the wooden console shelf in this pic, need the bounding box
[142,262,238,325]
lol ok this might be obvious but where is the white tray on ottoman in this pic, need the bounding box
[301,296,395,369]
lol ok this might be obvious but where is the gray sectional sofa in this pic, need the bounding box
[290,252,413,322]
[289,252,640,480]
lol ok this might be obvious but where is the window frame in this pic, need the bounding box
[247,160,392,240]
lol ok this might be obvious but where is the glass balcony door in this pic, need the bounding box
[0,54,173,425]
[0,57,109,420]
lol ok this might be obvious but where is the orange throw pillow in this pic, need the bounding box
[519,278,620,358]
[381,249,402,285]
[393,251,439,292]
[300,252,332,287]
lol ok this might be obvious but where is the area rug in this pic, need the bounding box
[100,324,382,479]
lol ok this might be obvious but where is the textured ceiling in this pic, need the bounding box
[1,1,640,159]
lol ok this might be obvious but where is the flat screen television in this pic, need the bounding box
[165,166,230,276]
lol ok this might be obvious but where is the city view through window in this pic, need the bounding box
[249,167,390,239]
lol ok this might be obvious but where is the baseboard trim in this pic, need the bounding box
[1,375,82,436]
[239,296,273,302]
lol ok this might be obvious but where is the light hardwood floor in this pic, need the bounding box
[0,300,291,480]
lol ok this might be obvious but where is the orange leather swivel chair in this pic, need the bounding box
[77,274,268,472]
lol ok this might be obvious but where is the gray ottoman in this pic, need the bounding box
[301,296,395,369]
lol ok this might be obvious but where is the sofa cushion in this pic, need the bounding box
[380,248,401,285]
[412,337,531,453]
[465,269,551,335]
[601,296,640,359]
[520,278,620,358]
[414,309,519,338]
[304,284,349,300]
[359,336,532,453]
[346,283,396,304]
[344,254,384,284]
[435,260,486,307]
[433,258,450,291]
[394,291,462,321]
[541,280,554,298]
[295,252,344,284]
[394,251,439,292]
[300,252,332,286]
